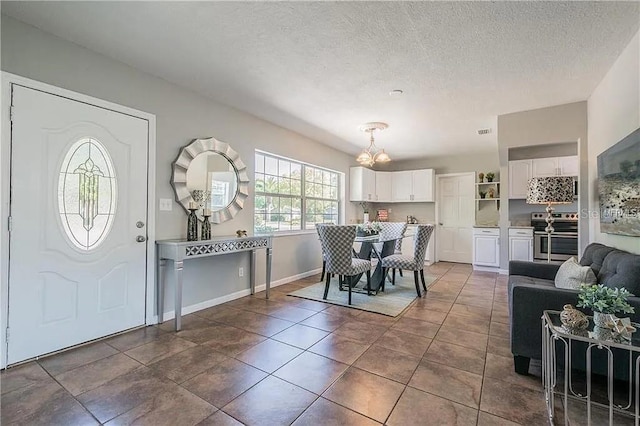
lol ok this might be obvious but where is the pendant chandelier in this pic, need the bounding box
[356,122,391,167]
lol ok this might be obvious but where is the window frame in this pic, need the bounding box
[254,150,342,234]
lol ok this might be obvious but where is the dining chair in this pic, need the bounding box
[376,222,408,282]
[315,223,329,282]
[318,225,371,305]
[381,224,434,297]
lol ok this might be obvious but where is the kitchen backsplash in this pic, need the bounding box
[371,202,436,224]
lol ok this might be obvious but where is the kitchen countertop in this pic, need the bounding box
[509,225,534,229]
[473,225,499,228]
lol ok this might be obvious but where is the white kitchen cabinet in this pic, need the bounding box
[509,155,578,199]
[375,172,392,202]
[508,160,533,199]
[558,156,579,176]
[349,167,376,202]
[391,169,435,202]
[391,171,413,202]
[472,228,500,267]
[508,228,533,261]
[412,169,435,201]
[532,157,558,177]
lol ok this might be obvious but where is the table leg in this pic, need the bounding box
[266,247,272,299]
[174,260,184,332]
[157,259,166,324]
[250,250,256,295]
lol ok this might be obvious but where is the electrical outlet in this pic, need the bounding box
[239,267,244,277]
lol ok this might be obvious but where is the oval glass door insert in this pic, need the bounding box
[58,137,117,251]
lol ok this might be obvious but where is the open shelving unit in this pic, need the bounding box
[476,180,500,210]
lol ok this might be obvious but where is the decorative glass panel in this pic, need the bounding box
[58,138,117,251]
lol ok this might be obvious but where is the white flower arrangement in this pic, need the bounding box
[357,221,382,234]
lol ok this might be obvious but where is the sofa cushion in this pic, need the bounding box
[598,250,640,294]
[509,275,555,288]
[554,257,597,289]
[579,243,616,275]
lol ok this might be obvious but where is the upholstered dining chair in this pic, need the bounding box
[381,224,434,297]
[318,225,371,305]
[376,222,408,282]
[315,223,329,282]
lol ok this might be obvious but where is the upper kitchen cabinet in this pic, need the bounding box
[349,166,376,201]
[350,167,435,203]
[508,159,533,199]
[375,172,392,202]
[509,155,578,199]
[391,169,435,202]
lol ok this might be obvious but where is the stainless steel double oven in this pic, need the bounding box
[531,212,579,261]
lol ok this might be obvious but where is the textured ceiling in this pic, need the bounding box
[3,2,639,159]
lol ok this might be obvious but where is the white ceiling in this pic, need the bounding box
[3,2,639,160]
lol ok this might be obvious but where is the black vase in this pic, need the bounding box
[201,215,211,240]
[187,208,199,241]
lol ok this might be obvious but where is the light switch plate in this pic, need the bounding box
[159,198,173,211]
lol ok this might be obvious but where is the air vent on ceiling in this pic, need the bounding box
[477,128,492,135]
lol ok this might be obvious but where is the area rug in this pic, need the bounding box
[288,272,438,317]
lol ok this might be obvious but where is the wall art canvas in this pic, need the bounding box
[597,127,640,236]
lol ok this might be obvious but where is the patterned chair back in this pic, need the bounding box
[318,225,356,275]
[315,223,330,258]
[378,222,408,252]
[412,224,435,265]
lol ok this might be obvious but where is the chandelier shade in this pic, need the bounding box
[357,122,391,167]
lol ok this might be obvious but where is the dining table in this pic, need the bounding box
[351,231,410,294]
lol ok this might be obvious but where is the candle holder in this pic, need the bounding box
[201,212,211,240]
[187,208,199,241]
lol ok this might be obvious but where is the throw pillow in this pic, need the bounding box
[555,257,597,289]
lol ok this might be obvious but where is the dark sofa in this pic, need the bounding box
[508,242,640,376]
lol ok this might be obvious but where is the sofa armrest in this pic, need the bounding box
[510,282,579,360]
[509,261,560,281]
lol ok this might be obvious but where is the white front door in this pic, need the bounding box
[8,85,149,364]
[437,173,475,263]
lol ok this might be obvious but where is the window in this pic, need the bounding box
[254,152,340,232]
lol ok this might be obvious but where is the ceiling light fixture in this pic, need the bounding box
[356,122,391,167]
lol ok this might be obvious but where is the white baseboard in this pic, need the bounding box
[472,265,508,275]
[156,267,322,323]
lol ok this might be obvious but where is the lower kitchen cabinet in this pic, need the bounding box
[472,227,500,267]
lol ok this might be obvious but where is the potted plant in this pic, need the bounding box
[357,221,382,237]
[479,190,487,199]
[478,172,484,183]
[577,284,635,327]
[486,172,495,182]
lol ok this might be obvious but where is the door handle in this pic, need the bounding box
[136,235,147,243]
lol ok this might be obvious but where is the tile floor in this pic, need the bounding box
[0,262,621,425]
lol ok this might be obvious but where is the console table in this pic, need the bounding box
[156,235,273,331]
[542,310,640,425]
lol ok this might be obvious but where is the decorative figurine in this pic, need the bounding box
[201,209,211,240]
[560,304,589,331]
[187,207,199,241]
[605,317,636,341]
[478,172,484,183]
[487,187,496,199]
[236,229,247,238]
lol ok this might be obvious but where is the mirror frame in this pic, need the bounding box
[171,136,249,224]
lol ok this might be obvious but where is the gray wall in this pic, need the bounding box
[587,30,639,254]
[1,15,358,314]
[497,101,589,269]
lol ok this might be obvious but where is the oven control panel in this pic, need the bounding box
[531,212,579,221]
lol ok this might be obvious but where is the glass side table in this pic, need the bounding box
[542,310,640,425]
